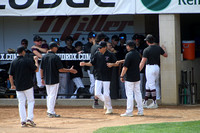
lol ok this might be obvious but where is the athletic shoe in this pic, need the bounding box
[104,105,107,110]
[21,122,27,127]
[26,120,36,127]
[137,112,144,116]
[47,113,61,118]
[143,101,148,108]
[92,102,103,109]
[120,113,133,117]
[105,109,113,115]
[147,102,158,109]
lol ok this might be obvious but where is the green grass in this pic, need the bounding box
[94,121,200,133]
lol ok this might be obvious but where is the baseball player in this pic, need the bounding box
[40,42,77,118]
[139,34,168,108]
[31,35,49,97]
[9,46,39,127]
[119,40,143,117]
[80,41,117,114]
[84,32,96,97]
[90,32,107,108]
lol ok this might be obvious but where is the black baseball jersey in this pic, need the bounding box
[91,50,117,81]
[8,56,37,91]
[40,51,63,85]
[143,45,165,65]
[90,43,98,74]
[83,42,93,71]
[135,43,148,73]
[123,49,140,82]
[70,49,83,79]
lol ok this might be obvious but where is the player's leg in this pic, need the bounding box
[71,77,87,98]
[46,84,60,117]
[94,80,104,102]
[87,70,95,95]
[133,81,144,116]
[143,65,152,107]
[24,87,36,127]
[58,73,67,99]
[121,81,133,117]
[103,81,112,114]
[156,69,161,100]
[16,91,27,126]
[147,65,158,108]
[87,70,100,108]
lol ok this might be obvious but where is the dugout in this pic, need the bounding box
[0,0,200,105]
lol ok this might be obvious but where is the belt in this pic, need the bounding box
[147,64,158,65]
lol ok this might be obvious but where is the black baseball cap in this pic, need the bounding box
[126,40,135,47]
[65,36,74,42]
[21,39,28,44]
[17,46,25,54]
[144,34,155,43]
[88,32,96,38]
[49,42,59,49]
[119,33,126,40]
[75,41,83,47]
[111,35,119,41]
[33,35,42,41]
[97,41,107,49]
[96,32,107,43]
[132,34,140,40]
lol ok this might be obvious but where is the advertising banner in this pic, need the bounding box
[136,0,200,14]
[0,0,135,16]
[0,15,145,53]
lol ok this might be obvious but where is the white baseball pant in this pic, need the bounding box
[95,80,112,110]
[16,87,35,122]
[36,67,44,88]
[87,70,95,95]
[125,81,143,114]
[71,77,85,99]
[46,83,59,114]
[145,65,160,90]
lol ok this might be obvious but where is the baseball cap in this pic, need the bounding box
[88,32,96,38]
[75,41,83,47]
[33,35,42,42]
[111,35,119,41]
[49,42,59,49]
[96,32,107,43]
[126,40,135,47]
[119,33,126,40]
[132,34,140,40]
[144,34,155,43]
[97,41,107,49]
[21,39,28,44]
[17,46,25,54]
[65,36,74,42]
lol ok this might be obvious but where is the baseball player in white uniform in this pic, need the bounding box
[140,34,168,108]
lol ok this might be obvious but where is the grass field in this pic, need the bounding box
[94,120,200,133]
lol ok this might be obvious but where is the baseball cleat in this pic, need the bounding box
[120,113,133,117]
[147,102,158,109]
[92,102,103,109]
[105,109,113,115]
[26,120,36,127]
[21,122,27,127]
[137,112,144,116]
[142,101,148,108]
[104,105,107,110]
[47,113,61,118]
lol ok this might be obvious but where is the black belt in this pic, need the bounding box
[147,64,158,65]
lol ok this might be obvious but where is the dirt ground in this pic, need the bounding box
[0,105,200,133]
